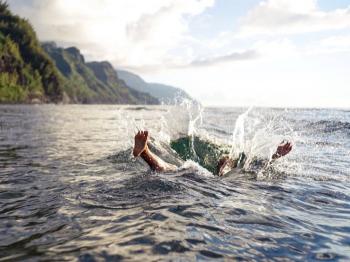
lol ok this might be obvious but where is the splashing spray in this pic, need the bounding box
[229,106,253,160]
[181,99,203,161]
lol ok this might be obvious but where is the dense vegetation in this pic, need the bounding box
[0,1,158,104]
[0,1,63,103]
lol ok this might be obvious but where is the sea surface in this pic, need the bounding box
[0,105,349,261]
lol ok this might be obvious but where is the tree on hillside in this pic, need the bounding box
[0,0,64,102]
[0,1,9,15]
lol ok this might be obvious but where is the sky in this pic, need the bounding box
[8,0,350,108]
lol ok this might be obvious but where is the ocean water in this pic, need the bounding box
[0,105,349,261]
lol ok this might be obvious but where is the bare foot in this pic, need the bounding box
[133,130,149,157]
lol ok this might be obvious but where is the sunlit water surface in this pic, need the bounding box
[0,105,349,261]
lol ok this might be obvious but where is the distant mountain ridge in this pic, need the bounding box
[42,42,158,104]
[117,69,193,104]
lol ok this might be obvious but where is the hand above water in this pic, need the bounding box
[272,140,293,160]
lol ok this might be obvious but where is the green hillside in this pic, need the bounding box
[0,1,159,104]
[0,1,63,103]
[43,43,159,104]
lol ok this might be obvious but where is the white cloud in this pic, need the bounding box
[239,0,350,36]
[189,50,258,67]
[123,49,258,72]
[9,0,214,68]
[300,34,350,56]
[321,35,350,48]
[252,38,298,59]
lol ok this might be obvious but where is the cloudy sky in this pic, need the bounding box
[9,0,350,107]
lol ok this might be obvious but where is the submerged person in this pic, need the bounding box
[132,130,292,176]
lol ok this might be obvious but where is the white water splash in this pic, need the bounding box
[221,107,297,172]
[172,99,204,161]
[229,107,253,158]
